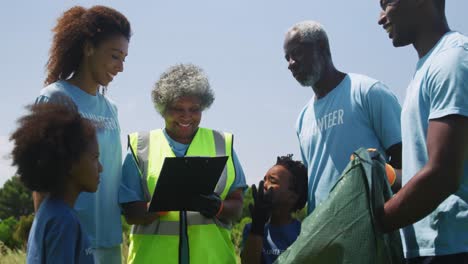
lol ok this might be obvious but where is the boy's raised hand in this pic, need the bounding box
[249,180,273,236]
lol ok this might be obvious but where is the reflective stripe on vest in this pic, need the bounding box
[128,131,151,202]
[131,211,221,235]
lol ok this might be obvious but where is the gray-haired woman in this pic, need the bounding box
[120,64,247,264]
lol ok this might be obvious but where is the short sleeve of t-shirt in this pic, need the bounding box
[229,150,248,193]
[426,47,468,119]
[27,199,94,264]
[295,102,312,169]
[119,150,146,204]
[362,81,402,149]
[35,89,79,111]
[45,215,83,263]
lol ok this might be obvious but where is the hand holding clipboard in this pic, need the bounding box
[147,156,228,212]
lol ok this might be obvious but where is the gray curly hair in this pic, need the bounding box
[152,63,215,115]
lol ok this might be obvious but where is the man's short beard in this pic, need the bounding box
[300,63,322,87]
[300,74,319,87]
[300,50,324,87]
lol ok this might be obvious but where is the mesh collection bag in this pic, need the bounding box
[275,148,404,264]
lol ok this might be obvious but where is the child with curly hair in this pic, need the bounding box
[241,154,308,264]
[10,104,101,263]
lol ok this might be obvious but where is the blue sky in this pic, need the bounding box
[1,1,467,187]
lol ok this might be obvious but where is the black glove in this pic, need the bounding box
[197,193,222,218]
[249,180,273,236]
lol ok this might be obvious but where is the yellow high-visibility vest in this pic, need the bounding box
[127,128,237,264]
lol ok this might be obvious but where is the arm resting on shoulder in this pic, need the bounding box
[381,115,468,232]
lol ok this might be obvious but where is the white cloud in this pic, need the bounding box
[0,135,15,187]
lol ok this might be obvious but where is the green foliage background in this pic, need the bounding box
[0,177,34,253]
[0,176,33,220]
[0,180,306,263]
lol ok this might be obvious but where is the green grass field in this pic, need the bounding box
[0,248,25,264]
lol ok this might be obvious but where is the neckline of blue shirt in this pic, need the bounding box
[58,80,101,101]
[313,73,349,105]
[162,128,190,156]
[416,31,457,70]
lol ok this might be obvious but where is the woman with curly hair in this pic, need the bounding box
[34,5,131,263]
[120,63,248,264]
[11,104,100,263]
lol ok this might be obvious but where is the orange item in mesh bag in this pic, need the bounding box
[385,163,396,186]
[350,150,397,186]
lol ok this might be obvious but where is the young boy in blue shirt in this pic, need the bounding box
[10,104,101,264]
[241,155,308,264]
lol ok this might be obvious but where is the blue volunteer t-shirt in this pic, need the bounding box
[119,128,248,204]
[242,220,301,264]
[296,73,402,213]
[401,31,468,258]
[36,81,123,248]
[27,197,94,264]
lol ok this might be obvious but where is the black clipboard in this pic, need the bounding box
[147,156,228,212]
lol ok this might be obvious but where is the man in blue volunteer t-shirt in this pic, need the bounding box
[283,20,403,215]
[378,0,468,263]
